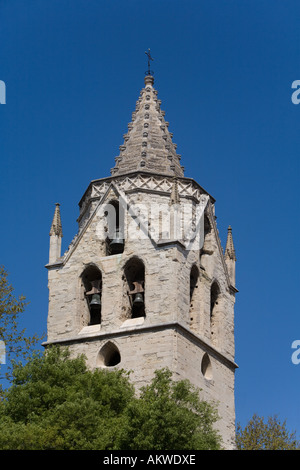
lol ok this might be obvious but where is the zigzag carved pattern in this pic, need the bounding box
[88,175,203,203]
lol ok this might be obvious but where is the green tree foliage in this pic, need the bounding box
[0,347,222,450]
[0,346,135,449]
[117,368,222,450]
[236,414,300,450]
[0,266,43,392]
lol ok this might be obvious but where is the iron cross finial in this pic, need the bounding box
[145,48,154,76]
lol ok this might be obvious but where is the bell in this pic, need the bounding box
[90,293,101,308]
[109,231,124,254]
[133,293,144,305]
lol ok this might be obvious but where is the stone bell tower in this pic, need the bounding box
[45,68,238,449]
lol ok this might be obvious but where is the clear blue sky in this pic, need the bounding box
[1,0,300,436]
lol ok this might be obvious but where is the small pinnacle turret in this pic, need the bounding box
[49,203,63,237]
[110,74,184,177]
[49,203,63,264]
[225,226,236,261]
[225,225,236,287]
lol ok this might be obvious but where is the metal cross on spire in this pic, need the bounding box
[145,48,154,76]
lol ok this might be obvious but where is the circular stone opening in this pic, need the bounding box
[97,342,121,368]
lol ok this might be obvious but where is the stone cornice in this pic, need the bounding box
[42,320,238,371]
[79,172,215,206]
[78,171,215,224]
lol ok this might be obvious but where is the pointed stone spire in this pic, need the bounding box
[111,75,184,177]
[49,203,63,264]
[49,203,63,237]
[225,226,236,287]
[225,226,236,260]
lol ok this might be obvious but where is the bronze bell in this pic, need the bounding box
[109,230,124,254]
[133,293,144,305]
[89,293,101,308]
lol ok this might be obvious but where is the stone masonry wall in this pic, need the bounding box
[46,177,237,450]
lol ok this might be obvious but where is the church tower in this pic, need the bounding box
[45,63,238,449]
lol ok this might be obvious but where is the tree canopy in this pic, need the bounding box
[0,346,222,450]
[0,266,43,393]
[236,414,300,450]
[0,346,135,449]
[118,368,221,450]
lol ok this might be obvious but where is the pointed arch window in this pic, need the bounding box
[81,265,102,326]
[104,199,124,255]
[210,281,220,343]
[189,265,199,325]
[124,257,145,318]
[190,265,199,304]
[201,214,214,256]
[201,353,213,380]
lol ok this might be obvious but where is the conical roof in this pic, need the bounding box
[49,203,63,237]
[110,75,184,177]
[225,226,236,261]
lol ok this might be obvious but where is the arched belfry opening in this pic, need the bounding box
[81,265,102,326]
[210,281,220,344]
[123,257,145,319]
[201,214,214,258]
[190,265,199,304]
[104,199,125,255]
[189,264,199,325]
